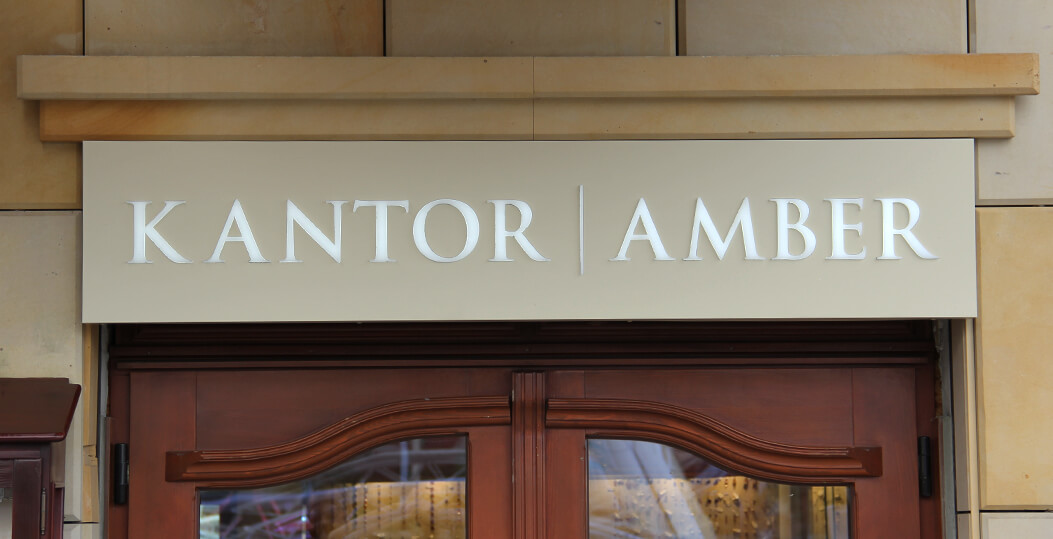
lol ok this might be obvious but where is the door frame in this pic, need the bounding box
[105,320,943,539]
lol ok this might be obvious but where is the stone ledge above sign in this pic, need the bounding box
[18,54,1038,141]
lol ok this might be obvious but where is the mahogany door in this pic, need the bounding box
[106,321,942,539]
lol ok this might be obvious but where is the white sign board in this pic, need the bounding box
[83,140,976,322]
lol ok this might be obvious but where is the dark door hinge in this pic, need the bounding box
[918,436,933,498]
[114,443,130,505]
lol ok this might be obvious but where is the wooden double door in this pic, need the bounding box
[105,322,942,538]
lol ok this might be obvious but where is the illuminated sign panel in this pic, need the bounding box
[83,140,976,322]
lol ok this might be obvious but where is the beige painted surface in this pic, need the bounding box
[85,0,382,56]
[683,0,966,55]
[976,208,1053,508]
[83,140,976,322]
[387,0,674,56]
[982,513,1053,538]
[975,0,1053,204]
[0,211,87,520]
[0,0,81,209]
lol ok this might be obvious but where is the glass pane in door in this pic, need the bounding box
[200,436,467,539]
[0,488,11,539]
[588,439,850,539]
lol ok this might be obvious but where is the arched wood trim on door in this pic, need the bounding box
[546,398,882,484]
[165,395,510,488]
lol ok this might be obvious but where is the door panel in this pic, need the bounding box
[579,368,855,446]
[115,323,939,539]
[196,369,513,450]
[851,368,922,538]
[129,371,196,539]
[546,367,927,538]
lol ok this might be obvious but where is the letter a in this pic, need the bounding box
[611,199,674,261]
[205,199,269,263]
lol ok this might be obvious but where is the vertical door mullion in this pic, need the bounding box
[512,372,545,539]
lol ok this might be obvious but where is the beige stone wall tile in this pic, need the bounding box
[0,212,82,378]
[982,513,1053,538]
[0,0,81,209]
[0,211,86,519]
[976,208,1053,508]
[86,0,382,56]
[387,0,674,56]
[975,0,1053,204]
[684,0,966,55]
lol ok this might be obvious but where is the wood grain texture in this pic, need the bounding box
[194,369,510,450]
[544,371,586,539]
[167,396,510,488]
[851,368,921,538]
[547,398,882,483]
[0,379,80,443]
[466,427,514,539]
[105,372,130,539]
[512,373,544,539]
[12,458,44,538]
[128,372,196,539]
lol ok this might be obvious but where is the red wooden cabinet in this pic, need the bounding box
[0,378,80,539]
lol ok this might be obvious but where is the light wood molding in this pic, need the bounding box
[17,54,1038,140]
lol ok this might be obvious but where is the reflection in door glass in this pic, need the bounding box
[0,489,11,539]
[200,436,467,539]
[588,439,850,539]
